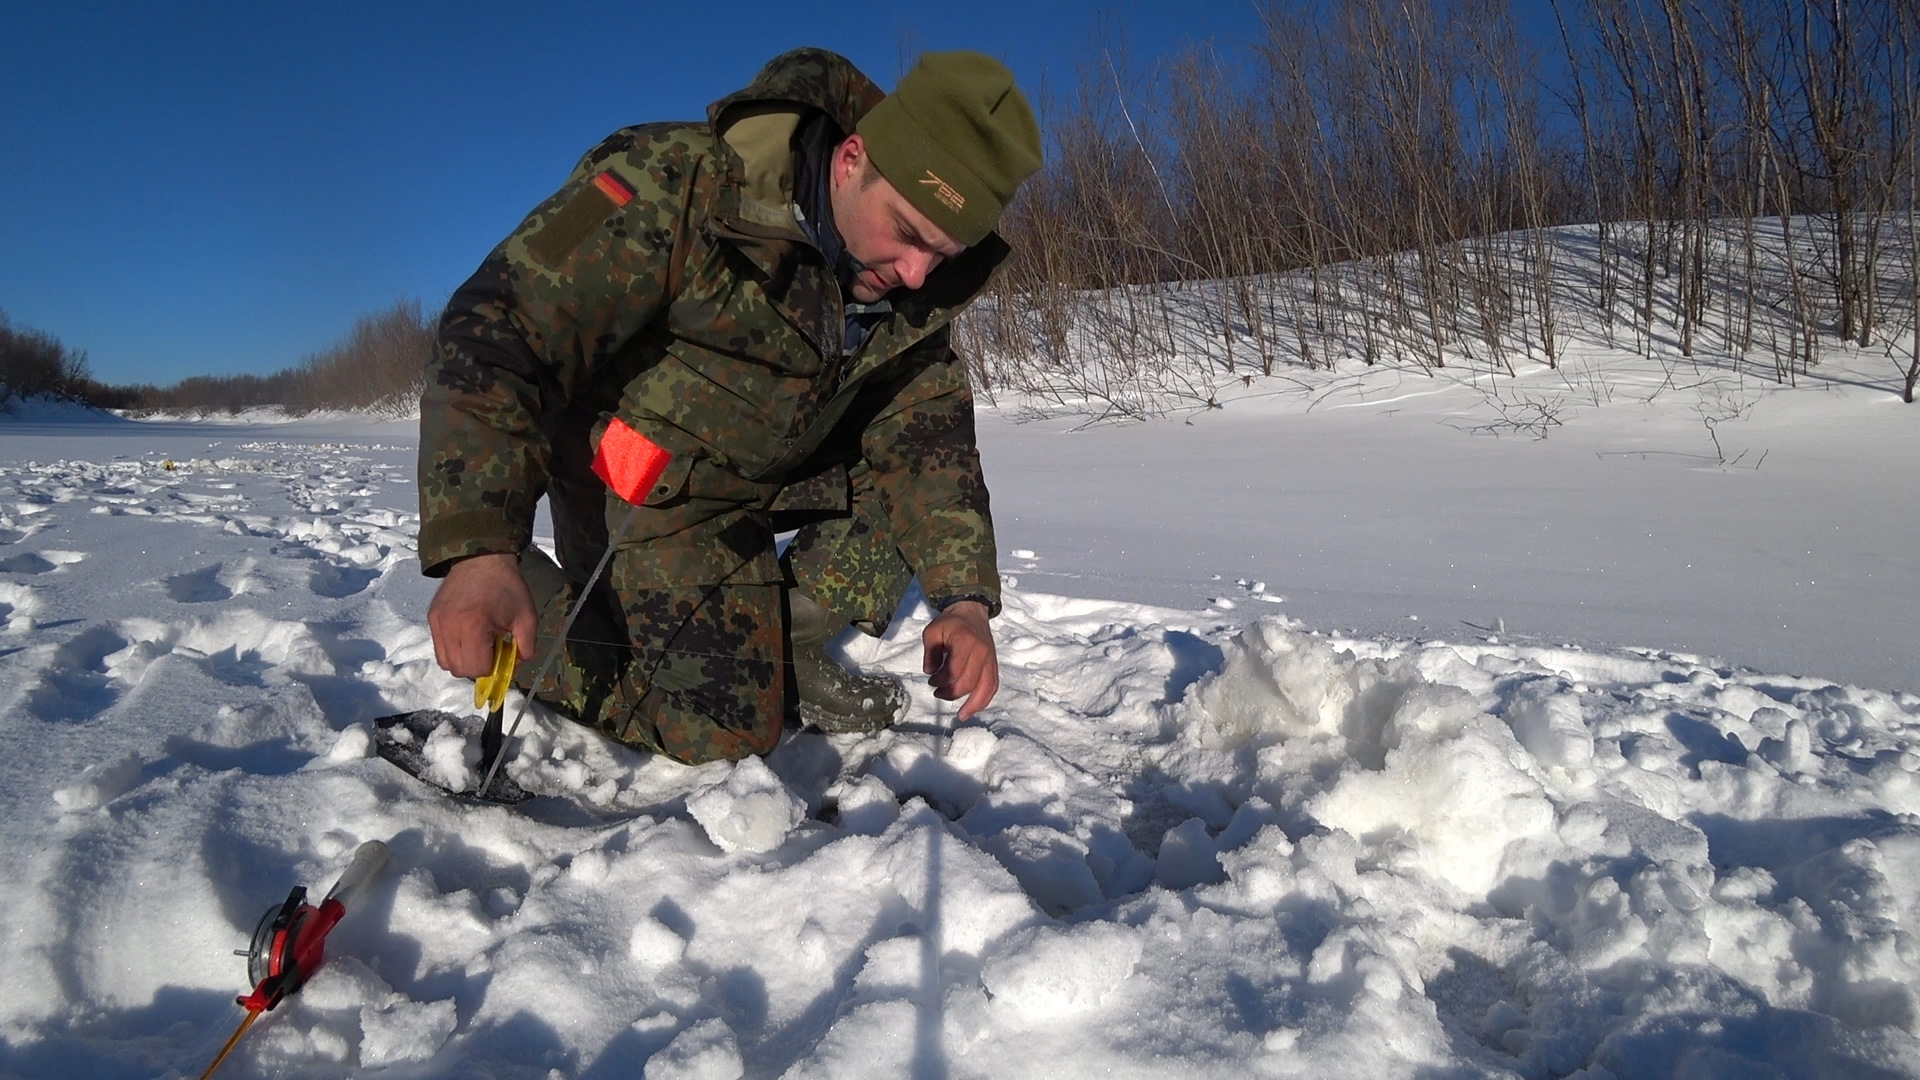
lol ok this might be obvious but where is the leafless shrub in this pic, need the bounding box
[0,311,92,403]
[292,299,435,417]
[957,0,1918,417]
[107,299,435,416]
[1465,392,1570,439]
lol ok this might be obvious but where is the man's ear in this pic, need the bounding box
[832,134,867,187]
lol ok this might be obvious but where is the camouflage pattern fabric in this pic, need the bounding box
[422,48,1005,763]
[783,462,916,635]
[514,547,788,763]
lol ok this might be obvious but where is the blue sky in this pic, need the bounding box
[1,1,1273,386]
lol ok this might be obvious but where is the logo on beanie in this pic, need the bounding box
[920,170,966,212]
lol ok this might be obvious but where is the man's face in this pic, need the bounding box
[828,135,966,303]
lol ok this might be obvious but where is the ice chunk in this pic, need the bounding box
[686,755,805,854]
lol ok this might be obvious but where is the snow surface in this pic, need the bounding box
[1,343,1918,1078]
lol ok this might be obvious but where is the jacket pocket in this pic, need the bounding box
[640,452,696,507]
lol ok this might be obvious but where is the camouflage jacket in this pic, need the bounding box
[419,49,1004,612]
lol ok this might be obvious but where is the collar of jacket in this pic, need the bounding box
[699,49,1012,368]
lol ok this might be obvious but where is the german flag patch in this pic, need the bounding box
[592,170,635,206]
[526,170,636,268]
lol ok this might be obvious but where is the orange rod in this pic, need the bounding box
[197,1008,260,1080]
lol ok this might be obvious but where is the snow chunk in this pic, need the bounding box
[0,581,41,632]
[686,756,805,854]
[644,1018,743,1080]
[1186,621,1555,898]
[980,824,1103,914]
[421,716,478,793]
[53,752,144,811]
[981,922,1143,1019]
[879,807,1043,957]
[945,724,999,773]
[1155,817,1225,890]
[1755,709,1815,774]
[1313,703,1555,898]
[1502,677,1596,770]
[325,723,372,763]
[830,774,900,835]
[359,994,457,1067]
[1185,619,1397,753]
[629,915,686,971]
[851,935,923,999]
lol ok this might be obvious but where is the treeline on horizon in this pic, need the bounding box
[0,300,434,417]
[4,0,1916,417]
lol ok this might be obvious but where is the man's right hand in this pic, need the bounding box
[428,552,537,678]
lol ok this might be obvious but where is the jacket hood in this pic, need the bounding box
[708,47,885,140]
[705,50,884,228]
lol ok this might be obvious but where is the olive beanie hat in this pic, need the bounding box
[856,51,1043,247]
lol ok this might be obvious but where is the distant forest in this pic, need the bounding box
[0,301,433,417]
[4,0,1914,415]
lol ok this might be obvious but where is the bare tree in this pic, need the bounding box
[959,0,1914,416]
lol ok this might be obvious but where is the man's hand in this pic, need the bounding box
[428,553,536,678]
[921,600,998,721]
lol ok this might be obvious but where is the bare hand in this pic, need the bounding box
[921,600,998,720]
[427,552,536,678]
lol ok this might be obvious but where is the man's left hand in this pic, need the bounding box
[922,600,998,721]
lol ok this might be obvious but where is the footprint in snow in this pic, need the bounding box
[308,562,380,599]
[165,566,233,603]
[0,550,84,576]
[23,624,130,721]
[164,559,255,603]
[0,553,56,575]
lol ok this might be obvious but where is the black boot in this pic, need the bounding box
[788,590,906,734]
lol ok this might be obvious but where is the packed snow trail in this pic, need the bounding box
[1,425,1919,1078]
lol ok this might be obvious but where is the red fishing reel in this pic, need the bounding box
[200,841,389,1079]
[238,885,346,1012]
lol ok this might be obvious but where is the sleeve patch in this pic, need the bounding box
[526,172,631,268]
[592,170,635,206]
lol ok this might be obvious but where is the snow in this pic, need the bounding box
[1,336,1919,1077]
[685,756,807,854]
[978,341,1920,694]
